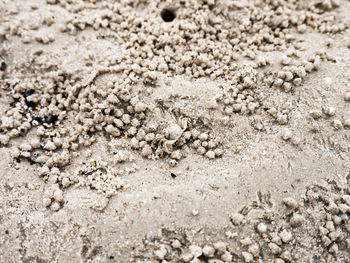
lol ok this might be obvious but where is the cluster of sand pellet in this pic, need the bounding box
[132,177,350,263]
[0,0,349,205]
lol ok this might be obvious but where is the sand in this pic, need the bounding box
[1,0,350,262]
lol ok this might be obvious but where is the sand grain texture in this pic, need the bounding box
[1,0,350,262]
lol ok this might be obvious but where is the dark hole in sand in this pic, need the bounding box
[161,8,176,22]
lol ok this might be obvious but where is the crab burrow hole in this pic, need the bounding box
[161,8,176,22]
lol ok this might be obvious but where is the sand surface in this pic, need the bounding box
[1,0,350,262]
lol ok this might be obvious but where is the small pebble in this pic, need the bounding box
[280,251,292,261]
[53,189,63,202]
[282,197,298,209]
[241,251,253,263]
[192,209,199,216]
[231,213,244,225]
[221,251,232,262]
[171,239,182,249]
[323,77,333,86]
[189,245,202,258]
[290,214,304,226]
[0,134,10,145]
[268,243,282,255]
[282,129,292,141]
[50,201,61,212]
[310,110,322,119]
[43,197,52,207]
[327,202,339,215]
[297,24,307,33]
[291,136,301,145]
[191,258,201,263]
[345,92,350,101]
[248,244,260,257]
[202,245,215,258]
[154,248,167,260]
[214,241,227,254]
[279,230,292,243]
[240,237,253,246]
[44,141,57,151]
[206,150,216,159]
[344,118,350,128]
[329,243,338,254]
[333,119,343,129]
[181,252,193,262]
[257,222,267,234]
[324,107,335,116]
